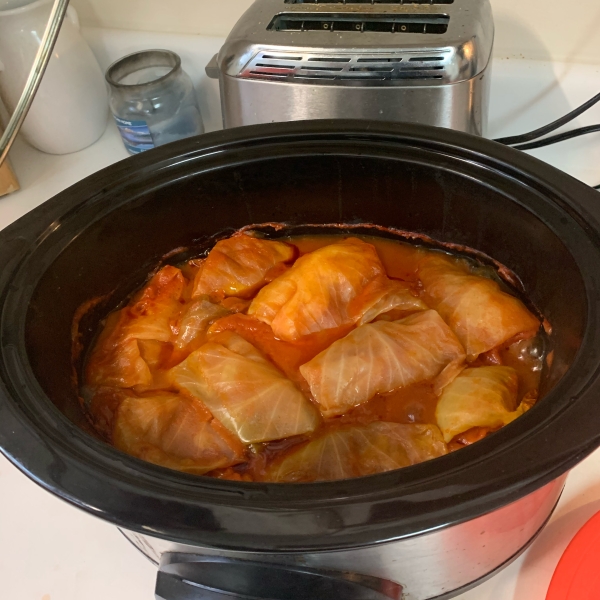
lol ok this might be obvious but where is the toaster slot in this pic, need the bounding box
[308,57,352,62]
[268,13,450,34]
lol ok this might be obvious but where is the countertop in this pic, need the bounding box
[1,27,600,600]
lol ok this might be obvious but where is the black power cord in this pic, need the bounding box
[493,91,600,146]
[511,124,600,151]
[493,92,600,190]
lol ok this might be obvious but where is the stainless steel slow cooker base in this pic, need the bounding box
[121,476,565,600]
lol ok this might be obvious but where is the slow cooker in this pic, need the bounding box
[1,121,600,600]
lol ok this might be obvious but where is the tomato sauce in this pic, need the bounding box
[205,235,544,479]
[207,313,353,394]
[83,232,546,481]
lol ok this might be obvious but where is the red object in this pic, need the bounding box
[546,511,600,600]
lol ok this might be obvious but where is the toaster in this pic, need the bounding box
[206,0,494,135]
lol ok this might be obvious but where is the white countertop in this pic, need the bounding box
[2,28,600,600]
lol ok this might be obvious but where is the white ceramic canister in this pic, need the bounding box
[0,0,108,154]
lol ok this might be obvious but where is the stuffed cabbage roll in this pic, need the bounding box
[266,422,447,482]
[85,312,153,388]
[349,278,428,326]
[84,386,132,440]
[300,310,466,418]
[206,313,351,393]
[124,265,186,342]
[192,233,295,299]
[436,366,529,443]
[113,392,244,474]
[169,331,320,443]
[85,266,185,388]
[174,295,230,352]
[248,238,388,341]
[417,254,540,360]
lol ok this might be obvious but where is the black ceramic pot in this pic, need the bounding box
[1,121,600,600]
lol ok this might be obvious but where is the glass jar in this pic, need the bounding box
[106,49,204,155]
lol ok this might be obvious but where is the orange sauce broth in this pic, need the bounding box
[85,233,544,482]
[202,235,543,481]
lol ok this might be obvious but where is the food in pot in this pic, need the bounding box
[113,392,245,475]
[417,253,541,360]
[170,331,321,443]
[266,422,448,483]
[299,311,466,418]
[192,234,296,298]
[248,238,392,340]
[82,232,545,482]
[435,366,533,443]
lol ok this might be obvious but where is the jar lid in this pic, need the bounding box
[106,49,181,89]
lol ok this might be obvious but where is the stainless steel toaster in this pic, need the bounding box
[206,0,494,135]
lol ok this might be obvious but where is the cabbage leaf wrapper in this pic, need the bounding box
[417,253,540,360]
[207,313,351,393]
[349,278,428,326]
[113,392,244,474]
[266,422,448,482]
[192,233,295,299]
[169,331,320,443]
[436,366,530,443]
[300,310,466,418]
[85,266,185,388]
[83,386,132,440]
[248,238,388,341]
[174,295,230,353]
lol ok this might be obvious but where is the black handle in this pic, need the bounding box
[155,553,404,600]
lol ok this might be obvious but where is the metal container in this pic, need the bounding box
[1,121,600,600]
[206,0,494,134]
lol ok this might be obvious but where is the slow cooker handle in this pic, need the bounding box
[155,553,404,600]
